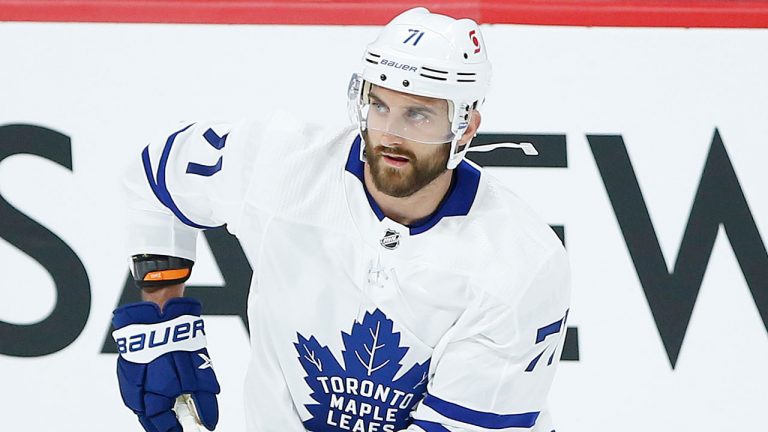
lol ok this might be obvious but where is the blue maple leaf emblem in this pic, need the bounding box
[295,309,430,432]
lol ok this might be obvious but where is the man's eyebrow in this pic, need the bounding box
[369,91,439,115]
[368,92,387,105]
[407,105,438,115]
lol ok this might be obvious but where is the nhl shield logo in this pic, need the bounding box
[380,229,400,250]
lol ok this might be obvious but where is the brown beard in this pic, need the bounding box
[365,138,451,198]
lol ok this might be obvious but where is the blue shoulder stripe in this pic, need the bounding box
[423,394,539,429]
[412,420,451,432]
[141,123,221,230]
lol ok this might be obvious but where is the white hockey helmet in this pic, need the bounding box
[348,7,492,169]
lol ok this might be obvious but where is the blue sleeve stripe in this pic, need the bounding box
[186,156,223,177]
[412,420,451,432]
[141,123,221,230]
[423,394,539,429]
[525,349,546,372]
[547,346,558,366]
[535,318,563,344]
[548,310,569,365]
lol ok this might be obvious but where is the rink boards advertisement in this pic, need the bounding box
[1,4,767,432]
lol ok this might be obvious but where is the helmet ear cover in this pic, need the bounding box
[131,254,194,289]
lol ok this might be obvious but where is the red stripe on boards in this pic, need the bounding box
[2,0,768,27]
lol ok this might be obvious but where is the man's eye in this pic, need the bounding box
[407,110,427,122]
[372,102,388,113]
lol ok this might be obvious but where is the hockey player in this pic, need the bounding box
[112,7,571,432]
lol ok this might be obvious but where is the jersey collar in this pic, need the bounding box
[344,135,481,236]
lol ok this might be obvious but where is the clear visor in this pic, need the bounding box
[348,74,461,145]
[347,74,456,145]
[359,101,456,144]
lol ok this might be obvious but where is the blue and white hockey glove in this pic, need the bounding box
[112,297,220,432]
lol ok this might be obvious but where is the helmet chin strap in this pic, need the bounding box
[358,130,369,162]
[456,141,539,168]
[467,142,539,155]
[447,105,539,169]
[447,134,467,170]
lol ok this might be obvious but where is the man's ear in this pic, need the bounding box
[458,110,482,147]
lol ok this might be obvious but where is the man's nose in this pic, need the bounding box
[379,130,403,147]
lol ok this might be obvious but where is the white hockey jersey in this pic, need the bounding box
[125,111,571,432]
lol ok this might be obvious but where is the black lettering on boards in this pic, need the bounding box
[0,124,91,357]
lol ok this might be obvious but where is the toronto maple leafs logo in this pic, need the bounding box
[295,309,430,432]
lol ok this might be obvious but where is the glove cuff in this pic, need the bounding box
[112,297,202,329]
